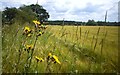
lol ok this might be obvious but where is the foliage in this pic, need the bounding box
[29,4,49,22]
[2,4,50,25]
[86,20,98,26]
[2,7,18,24]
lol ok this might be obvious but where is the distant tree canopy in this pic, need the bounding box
[86,20,98,26]
[2,4,50,25]
[2,7,18,24]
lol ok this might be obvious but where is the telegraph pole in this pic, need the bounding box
[105,11,107,22]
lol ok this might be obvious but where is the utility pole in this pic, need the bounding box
[105,10,107,22]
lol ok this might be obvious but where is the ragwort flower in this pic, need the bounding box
[35,56,44,62]
[47,53,52,62]
[33,20,40,25]
[24,44,33,53]
[52,55,61,64]
[47,53,61,64]
[23,27,32,36]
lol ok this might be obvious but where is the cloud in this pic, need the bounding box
[0,0,119,22]
[0,1,21,10]
[42,0,119,22]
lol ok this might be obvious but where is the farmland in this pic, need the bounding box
[2,23,119,73]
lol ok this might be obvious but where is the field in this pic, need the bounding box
[2,23,119,73]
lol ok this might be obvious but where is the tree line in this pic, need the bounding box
[45,20,119,26]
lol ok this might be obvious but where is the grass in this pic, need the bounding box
[2,23,119,73]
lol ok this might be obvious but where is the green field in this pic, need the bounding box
[2,23,119,73]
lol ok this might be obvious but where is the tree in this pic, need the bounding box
[2,4,50,25]
[86,20,97,26]
[20,4,50,22]
[16,5,37,24]
[2,7,18,24]
[30,4,49,22]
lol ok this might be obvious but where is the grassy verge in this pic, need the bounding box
[2,24,118,73]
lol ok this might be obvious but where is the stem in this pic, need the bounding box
[76,26,78,43]
[79,26,81,39]
[100,39,104,72]
[27,35,38,72]
[91,35,94,49]
[46,61,51,73]
[93,27,100,51]
[16,36,27,73]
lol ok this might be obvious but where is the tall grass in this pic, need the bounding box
[2,24,119,73]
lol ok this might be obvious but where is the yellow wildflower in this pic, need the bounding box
[23,27,32,36]
[47,53,52,62]
[33,20,40,25]
[52,55,61,64]
[26,45,33,50]
[24,44,33,53]
[24,27,31,32]
[37,31,43,36]
[35,56,44,62]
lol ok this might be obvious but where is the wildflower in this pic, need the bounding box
[24,44,33,53]
[23,27,32,36]
[47,53,52,62]
[24,27,31,32]
[38,25,47,29]
[33,20,40,25]
[35,56,44,62]
[26,45,33,50]
[37,31,44,36]
[52,55,61,64]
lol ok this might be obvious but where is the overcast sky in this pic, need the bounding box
[0,0,119,22]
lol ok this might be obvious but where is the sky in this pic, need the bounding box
[0,0,119,22]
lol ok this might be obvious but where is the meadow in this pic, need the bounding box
[2,22,119,73]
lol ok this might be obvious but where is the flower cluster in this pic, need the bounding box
[33,20,47,30]
[47,53,61,64]
[33,20,47,37]
[33,20,40,25]
[23,27,32,37]
[35,56,44,62]
[24,44,33,53]
[20,20,49,72]
[37,31,44,36]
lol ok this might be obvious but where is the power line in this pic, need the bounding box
[104,1,119,22]
[107,1,118,11]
